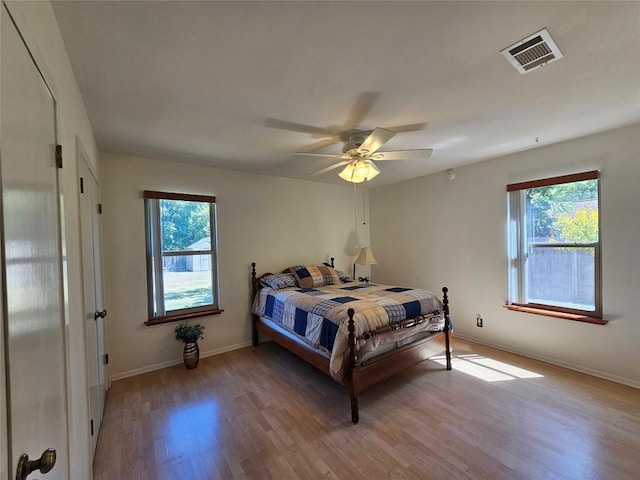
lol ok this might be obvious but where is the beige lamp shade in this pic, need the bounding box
[355,247,377,265]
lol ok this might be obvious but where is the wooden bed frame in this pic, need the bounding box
[250,259,452,423]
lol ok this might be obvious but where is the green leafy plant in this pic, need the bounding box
[558,206,598,243]
[174,320,205,343]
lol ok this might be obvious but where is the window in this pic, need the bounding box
[144,191,220,324]
[507,171,602,320]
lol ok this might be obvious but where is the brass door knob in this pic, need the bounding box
[16,448,56,480]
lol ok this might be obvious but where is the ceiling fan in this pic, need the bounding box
[298,127,433,183]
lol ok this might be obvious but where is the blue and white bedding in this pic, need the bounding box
[252,282,445,381]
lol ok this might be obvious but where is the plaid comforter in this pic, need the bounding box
[252,282,444,381]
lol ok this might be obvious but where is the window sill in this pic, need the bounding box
[145,308,224,326]
[503,305,607,325]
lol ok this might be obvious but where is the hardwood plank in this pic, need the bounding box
[94,339,640,480]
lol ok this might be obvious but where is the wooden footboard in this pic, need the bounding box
[250,262,452,424]
[345,287,452,423]
[346,329,448,394]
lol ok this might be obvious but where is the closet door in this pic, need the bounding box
[79,150,108,459]
[1,5,69,479]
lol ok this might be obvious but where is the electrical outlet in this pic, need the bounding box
[476,314,483,327]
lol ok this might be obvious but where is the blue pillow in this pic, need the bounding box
[335,269,351,283]
[260,273,297,290]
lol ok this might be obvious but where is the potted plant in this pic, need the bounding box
[174,320,205,369]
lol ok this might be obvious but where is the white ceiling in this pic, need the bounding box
[52,1,640,187]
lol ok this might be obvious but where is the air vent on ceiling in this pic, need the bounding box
[500,28,563,74]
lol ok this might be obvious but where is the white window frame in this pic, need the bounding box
[507,171,602,319]
[144,190,220,324]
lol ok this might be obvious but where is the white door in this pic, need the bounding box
[0,5,69,480]
[78,150,107,458]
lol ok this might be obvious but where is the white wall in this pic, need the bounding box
[370,124,640,387]
[101,153,370,379]
[2,1,100,479]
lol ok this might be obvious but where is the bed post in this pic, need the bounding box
[442,287,452,371]
[346,307,359,424]
[330,256,335,268]
[251,262,259,346]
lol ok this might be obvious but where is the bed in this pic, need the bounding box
[250,259,452,423]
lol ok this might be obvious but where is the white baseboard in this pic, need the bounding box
[452,333,640,390]
[109,340,253,382]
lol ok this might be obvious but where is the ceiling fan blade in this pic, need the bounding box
[371,149,434,161]
[387,122,428,133]
[296,137,342,153]
[311,160,351,176]
[295,151,345,159]
[265,118,333,137]
[343,91,382,130]
[357,127,396,155]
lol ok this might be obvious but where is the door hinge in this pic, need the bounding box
[55,144,63,168]
[103,353,109,365]
[80,177,84,194]
[97,203,103,214]
[90,419,94,436]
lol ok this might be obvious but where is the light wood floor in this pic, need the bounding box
[94,339,640,480]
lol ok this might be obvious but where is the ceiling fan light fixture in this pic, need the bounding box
[339,162,365,183]
[363,160,380,181]
[355,159,370,177]
[339,159,379,183]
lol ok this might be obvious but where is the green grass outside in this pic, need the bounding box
[163,271,213,311]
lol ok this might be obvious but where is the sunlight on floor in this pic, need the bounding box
[432,353,544,382]
[165,400,221,457]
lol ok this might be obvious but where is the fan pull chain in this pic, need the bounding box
[363,189,367,225]
[353,182,359,248]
